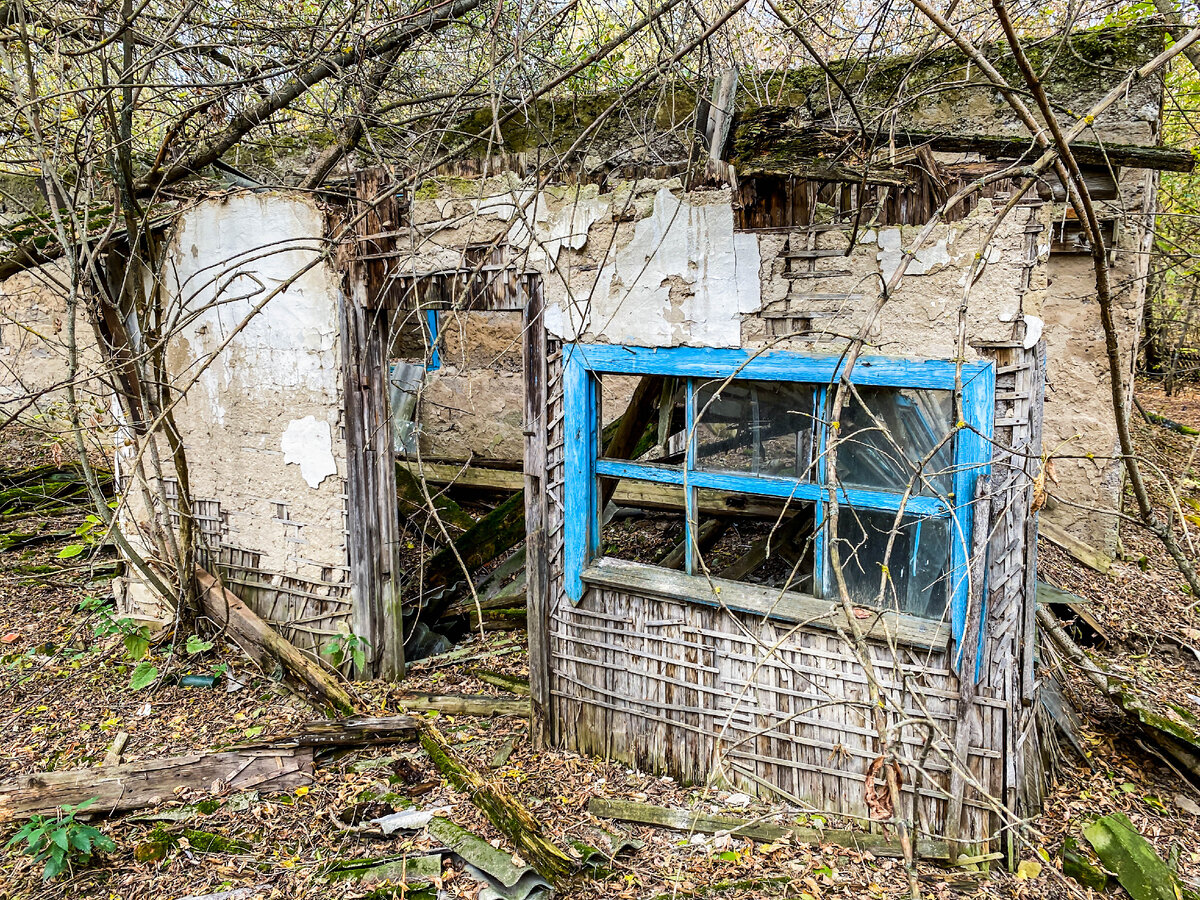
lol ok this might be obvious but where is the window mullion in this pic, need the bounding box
[814,386,828,599]
[685,377,697,576]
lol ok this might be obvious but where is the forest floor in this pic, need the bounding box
[3,381,1200,899]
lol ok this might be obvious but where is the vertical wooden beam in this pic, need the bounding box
[523,277,551,744]
[341,171,404,681]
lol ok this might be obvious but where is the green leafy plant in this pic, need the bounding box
[83,595,153,660]
[57,509,112,560]
[185,634,213,655]
[129,660,158,691]
[321,631,370,675]
[6,798,116,880]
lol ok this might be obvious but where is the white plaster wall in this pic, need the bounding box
[163,192,348,583]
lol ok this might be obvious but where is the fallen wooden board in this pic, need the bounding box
[395,693,530,718]
[0,748,313,822]
[197,567,357,715]
[588,798,950,860]
[1038,520,1112,574]
[241,715,420,750]
[1037,580,1110,645]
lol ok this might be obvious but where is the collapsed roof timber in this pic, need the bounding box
[0,21,1190,864]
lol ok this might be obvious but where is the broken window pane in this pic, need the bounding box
[596,373,684,466]
[834,386,954,497]
[598,476,687,566]
[830,507,950,620]
[694,379,816,479]
[696,492,816,594]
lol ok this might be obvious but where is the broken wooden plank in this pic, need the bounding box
[395,460,476,533]
[420,722,574,883]
[1037,580,1110,645]
[400,459,523,492]
[405,460,786,519]
[103,731,130,767]
[1038,520,1112,574]
[244,715,421,750]
[197,567,357,715]
[396,693,530,718]
[0,749,313,822]
[588,798,949,860]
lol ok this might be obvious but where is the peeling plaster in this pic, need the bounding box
[477,188,610,264]
[281,416,337,488]
[168,193,340,425]
[877,227,951,282]
[556,189,760,347]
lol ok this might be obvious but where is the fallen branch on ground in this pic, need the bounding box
[1039,606,1200,784]
[419,722,575,883]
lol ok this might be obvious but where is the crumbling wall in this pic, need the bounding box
[0,263,105,427]
[158,192,349,595]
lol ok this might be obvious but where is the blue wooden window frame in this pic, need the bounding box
[562,344,995,646]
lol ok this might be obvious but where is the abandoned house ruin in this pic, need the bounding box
[1,23,1192,857]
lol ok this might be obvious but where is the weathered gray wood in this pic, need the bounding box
[102,731,129,767]
[0,749,313,822]
[396,693,530,717]
[524,284,552,745]
[588,798,949,860]
[1039,519,1111,574]
[246,715,420,749]
[945,477,992,860]
[1036,581,1110,645]
[342,182,405,680]
[581,557,950,650]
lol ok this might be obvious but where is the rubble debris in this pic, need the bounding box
[0,748,313,821]
[197,567,358,715]
[587,798,950,860]
[1039,606,1200,785]
[419,721,575,883]
[429,816,553,900]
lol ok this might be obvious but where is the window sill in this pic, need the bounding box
[580,557,951,652]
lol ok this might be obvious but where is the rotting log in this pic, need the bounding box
[241,715,420,750]
[395,460,475,533]
[0,749,313,822]
[657,518,726,571]
[588,798,950,860]
[471,669,531,696]
[419,722,574,883]
[1134,397,1200,436]
[396,693,530,718]
[197,567,357,715]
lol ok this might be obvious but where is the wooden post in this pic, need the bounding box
[523,277,552,746]
[342,170,405,681]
